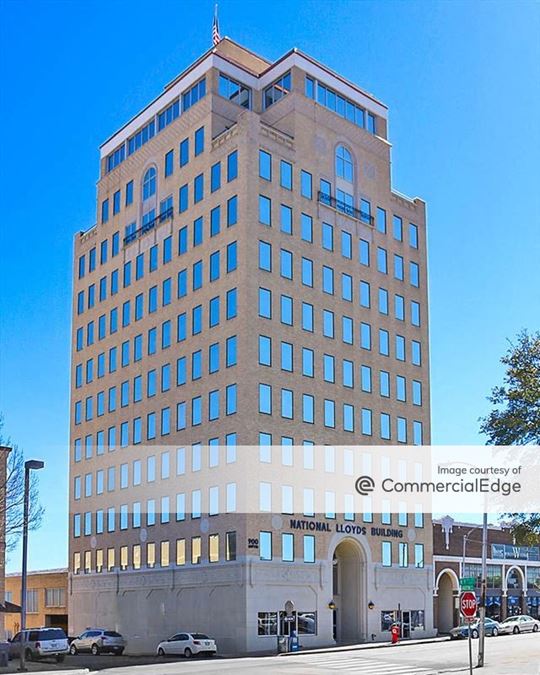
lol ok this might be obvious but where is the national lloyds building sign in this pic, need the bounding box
[69,37,434,653]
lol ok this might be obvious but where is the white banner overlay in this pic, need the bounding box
[71,444,540,517]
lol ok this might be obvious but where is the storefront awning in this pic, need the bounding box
[0,601,21,613]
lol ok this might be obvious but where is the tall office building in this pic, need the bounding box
[69,38,434,653]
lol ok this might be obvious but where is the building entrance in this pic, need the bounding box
[332,539,364,643]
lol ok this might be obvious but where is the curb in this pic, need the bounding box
[278,636,450,657]
[14,671,91,675]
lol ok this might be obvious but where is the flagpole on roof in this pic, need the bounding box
[212,4,221,46]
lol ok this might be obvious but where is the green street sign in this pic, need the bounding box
[460,577,476,590]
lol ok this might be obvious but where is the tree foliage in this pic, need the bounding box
[0,417,44,552]
[479,331,540,544]
[480,330,540,445]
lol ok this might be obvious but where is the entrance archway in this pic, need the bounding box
[332,539,364,643]
[435,569,459,633]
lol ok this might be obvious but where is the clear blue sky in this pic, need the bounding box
[0,0,538,572]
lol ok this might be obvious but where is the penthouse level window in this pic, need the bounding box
[182,78,206,112]
[305,76,376,134]
[264,71,291,109]
[128,119,155,156]
[219,73,251,109]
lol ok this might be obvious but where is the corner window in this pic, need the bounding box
[263,72,291,109]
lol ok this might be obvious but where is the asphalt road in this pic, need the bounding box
[2,632,539,674]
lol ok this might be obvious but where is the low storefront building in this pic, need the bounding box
[433,518,540,633]
[4,569,68,638]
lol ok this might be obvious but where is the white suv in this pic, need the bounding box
[9,628,69,662]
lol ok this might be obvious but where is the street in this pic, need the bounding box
[3,633,539,674]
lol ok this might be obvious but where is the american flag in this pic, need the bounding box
[212,5,221,46]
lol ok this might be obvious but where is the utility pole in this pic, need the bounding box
[477,513,488,668]
[18,460,44,672]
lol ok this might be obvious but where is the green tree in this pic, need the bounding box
[480,330,540,543]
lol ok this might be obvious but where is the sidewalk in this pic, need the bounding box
[278,635,450,657]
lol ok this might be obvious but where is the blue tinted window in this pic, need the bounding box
[211,162,221,192]
[113,190,121,215]
[209,252,220,282]
[259,150,271,180]
[194,174,203,203]
[226,288,237,319]
[101,199,109,224]
[227,150,238,182]
[259,195,271,225]
[125,180,133,206]
[193,217,203,247]
[112,232,119,257]
[194,127,204,156]
[210,206,220,237]
[179,184,188,213]
[165,149,174,177]
[227,195,237,226]
[193,261,203,290]
[226,336,237,367]
[178,226,188,255]
[227,242,237,272]
[180,138,189,166]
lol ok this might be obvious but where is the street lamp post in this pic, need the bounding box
[461,527,478,574]
[18,460,44,673]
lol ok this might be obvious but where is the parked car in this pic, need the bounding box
[8,628,69,662]
[450,618,500,639]
[156,632,217,658]
[498,615,540,635]
[69,629,126,655]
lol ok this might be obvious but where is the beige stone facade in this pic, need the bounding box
[69,39,433,653]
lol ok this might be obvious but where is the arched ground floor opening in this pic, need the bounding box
[332,538,366,644]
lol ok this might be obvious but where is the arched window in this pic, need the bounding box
[142,167,157,201]
[336,145,353,182]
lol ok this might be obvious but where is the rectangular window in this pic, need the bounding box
[227,150,238,181]
[259,150,271,180]
[280,160,292,190]
[194,126,204,155]
[322,222,334,251]
[260,531,272,560]
[179,137,189,166]
[179,184,188,212]
[282,533,294,561]
[259,383,272,414]
[301,170,312,199]
[258,287,272,318]
[382,541,392,566]
[211,161,221,192]
[165,149,174,177]
[399,542,408,567]
[411,301,421,326]
[393,215,403,241]
[301,213,313,242]
[280,204,292,234]
[414,543,424,568]
[409,223,419,248]
[360,281,370,308]
[259,195,271,225]
[227,195,238,226]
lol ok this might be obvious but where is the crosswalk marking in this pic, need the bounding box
[287,653,434,674]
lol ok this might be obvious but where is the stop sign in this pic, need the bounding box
[460,591,477,619]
